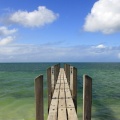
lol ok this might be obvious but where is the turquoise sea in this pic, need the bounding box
[0,63,120,120]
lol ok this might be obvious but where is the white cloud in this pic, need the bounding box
[84,0,120,34]
[8,6,59,27]
[0,44,120,62]
[118,53,120,59]
[0,26,17,36]
[0,36,15,46]
[95,44,106,49]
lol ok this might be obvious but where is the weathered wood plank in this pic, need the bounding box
[55,83,60,89]
[58,108,67,120]
[67,108,78,120]
[65,83,69,89]
[59,89,65,99]
[64,79,68,84]
[66,98,75,108]
[47,110,57,120]
[58,99,66,108]
[61,80,64,84]
[52,89,59,99]
[50,99,58,110]
[57,80,61,84]
[65,89,72,98]
[60,83,64,89]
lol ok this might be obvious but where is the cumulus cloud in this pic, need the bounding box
[0,26,17,36]
[8,6,59,27]
[83,0,120,34]
[0,36,15,46]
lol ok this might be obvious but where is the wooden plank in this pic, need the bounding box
[61,80,64,84]
[35,75,44,120]
[50,99,58,110]
[58,99,66,108]
[65,83,69,89]
[64,78,68,84]
[47,91,58,120]
[65,89,72,98]
[55,83,60,89]
[57,80,61,84]
[60,83,64,89]
[52,89,59,99]
[67,108,78,120]
[59,89,65,99]
[58,108,67,120]
[66,98,75,108]
[47,110,57,120]
[83,75,92,120]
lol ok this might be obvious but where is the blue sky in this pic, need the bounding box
[0,0,120,62]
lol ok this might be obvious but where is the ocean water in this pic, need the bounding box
[0,63,120,120]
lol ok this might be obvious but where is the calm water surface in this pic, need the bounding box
[0,63,120,120]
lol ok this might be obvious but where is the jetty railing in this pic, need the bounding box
[34,63,92,120]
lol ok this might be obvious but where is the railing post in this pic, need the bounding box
[47,67,51,113]
[54,64,60,86]
[64,64,67,78]
[51,66,54,95]
[64,64,70,85]
[35,75,44,120]
[73,67,77,112]
[70,66,77,112]
[54,64,57,86]
[70,66,73,94]
[83,75,92,120]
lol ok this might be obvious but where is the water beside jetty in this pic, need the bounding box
[0,63,120,120]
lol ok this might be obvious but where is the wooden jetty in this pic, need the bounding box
[34,63,92,120]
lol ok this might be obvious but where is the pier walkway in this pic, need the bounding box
[35,63,92,120]
[47,68,78,120]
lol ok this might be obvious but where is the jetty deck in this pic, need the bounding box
[35,63,92,120]
[47,68,78,120]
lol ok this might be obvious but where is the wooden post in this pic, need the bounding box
[83,75,92,120]
[57,63,60,77]
[73,67,77,112]
[70,66,73,94]
[54,65,57,86]
[51,66,54,95]
[35,75,44,120]
[47,67,51,113]
[54,64,59,86]
[67,64,70,85]
[64,64,70,85]
[64,64,67,78]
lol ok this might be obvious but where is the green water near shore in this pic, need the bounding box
[0,63,120,120]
